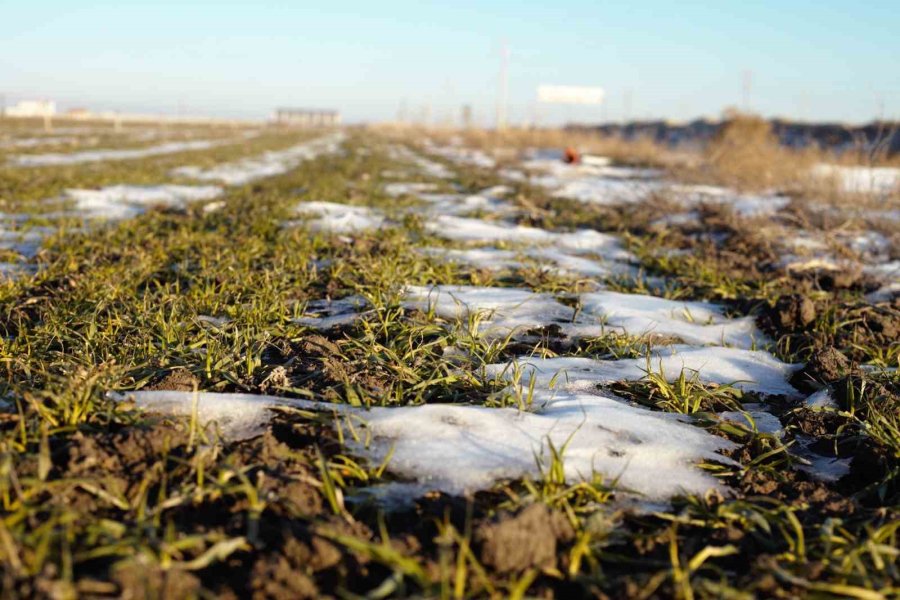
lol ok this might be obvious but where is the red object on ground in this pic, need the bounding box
[563,146,580,164]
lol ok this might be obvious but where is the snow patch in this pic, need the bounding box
[812,164,900,195]
[114,389,736,500]
[64,185,224,220]
[488,346,800,397]
[580,291,764,348]
[11,140,219,167]
[405,285,767,350]
[174,133,344,186]
[805,388,837,409]
[295,295,368,329]
[290,201,385,233]
[425,216,633,262]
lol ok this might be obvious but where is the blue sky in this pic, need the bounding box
[1,1,897,124]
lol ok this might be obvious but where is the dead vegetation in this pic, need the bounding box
[381,113,900,207]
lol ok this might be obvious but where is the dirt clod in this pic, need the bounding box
[146,368,200,391]
[476,504,574,573]
[790,346,852,392]
[771,294,817,331]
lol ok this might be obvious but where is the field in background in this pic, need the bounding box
[386,114,900,197]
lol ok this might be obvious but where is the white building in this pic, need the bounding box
[5,100,57,118]
[273,108,341,127]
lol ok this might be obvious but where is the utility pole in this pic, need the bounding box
[461,104,473,129]
[623,89,633,123]
[742,70,752,112]
[495,41,509,131]
[43,104,52,133]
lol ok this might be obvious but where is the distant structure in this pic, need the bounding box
[5,99,56,118]
[66,108,92,119]
[273,108,341,127]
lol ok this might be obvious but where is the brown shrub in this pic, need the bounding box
[701,112,813,191]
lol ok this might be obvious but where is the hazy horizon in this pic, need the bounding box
[1,0,898,126]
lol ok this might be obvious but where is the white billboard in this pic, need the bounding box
[537,85,605,105]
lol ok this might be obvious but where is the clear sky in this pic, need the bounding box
[0,0,897,125]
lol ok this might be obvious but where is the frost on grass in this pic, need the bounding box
[64,185,224,220]
[174,132,344,186]
[9,140,219,167]
[116,389,736,500]
[487,346,801,397]
[404,285,768,350]
[289,201,385,234]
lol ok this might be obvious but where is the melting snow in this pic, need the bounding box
[716,410,784,436]
[114,389,736,500]
[0,136,79,149]
[384,182,440,197]
[487,346,800,397]
[10,140,219,167]
[0,228,52,258]
[405,285,767,350]
[64,185,224,220]
[424,143,497,169]
[805,388,837,409]
[812,164,900,195]
[290,201,385,233]
[417,191,515,216]
[295,295,369,329]
[404,285,577,339]
[421,247,524,271]
[425,215,633,260]
[174,133,344,186]
[386,145,454,179]
[671,185,791,217]
[580,291,764,348]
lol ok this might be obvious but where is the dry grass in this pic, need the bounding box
[374,123,685,169]
[379,115,900,205]
[690,114,816,191]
